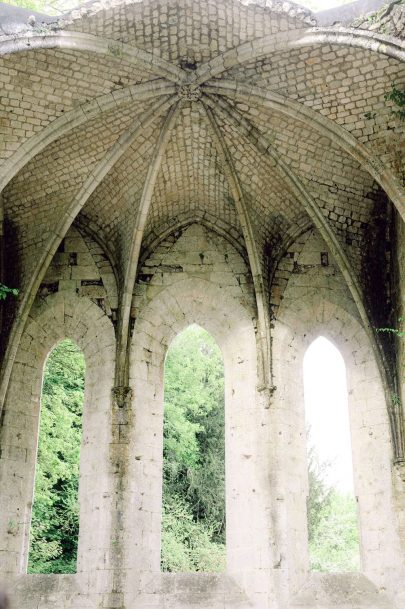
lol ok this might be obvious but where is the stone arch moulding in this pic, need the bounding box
[0,95,177,413]
[1,27,403,214]
[0,79,177,194]
[0,31,184,82]
[192,27,405,84]
[140,212,249,269]
[126,276,273,607]
[0,292,116,594]
[114,102,181,388]
[202,81,405,221]
[2,27,402,73]
[73,216,121,294]
[203,93,402,436]
[271,290,405,608]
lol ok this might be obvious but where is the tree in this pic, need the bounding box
[307,439,360,572]
[28,339,84,574]
[307,443,333,543]
[162,324,226,571]
[29,326,227,574]
[28,325,361,575]
[309,489,360,572]
[2,0,83,16]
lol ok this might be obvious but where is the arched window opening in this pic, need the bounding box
[28,339,85,574]
[161,324,226,572]
[303,336,360,573]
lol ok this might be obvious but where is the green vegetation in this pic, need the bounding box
[364,84,405,121]
[3,0,82,16]
[162,325,226,571]
[384,85,405,121]
[307,445,360,572]
[376,316,405,339]
[376,317,404,412]
[4,0,49,12]
[29,326,360,574]
[28,339,85,574]
[28,326,226,573]
[0,284,18,300]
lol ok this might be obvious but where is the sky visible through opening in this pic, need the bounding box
[302,0,354,10]
[4,0,355,18]
[304,336,355,494]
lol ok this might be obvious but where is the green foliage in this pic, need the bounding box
[5,0,48,11]
[309,491,360,572]
[28,339,85,574]
[162,325,226,571]
[307,443,360,573]
[385,85,405,121]
[108,43,123,58]
[161,494,226,573]
[363,83,405,121]
[28,326,362,575]
[376,317,404,411]
[0,283,18,301]
[2,0,83,16]
[376,316,405,339]
[307,444,332,541]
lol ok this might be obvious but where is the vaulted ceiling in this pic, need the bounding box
[0,0,404,353]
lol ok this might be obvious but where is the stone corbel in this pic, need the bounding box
[112,386,132,409]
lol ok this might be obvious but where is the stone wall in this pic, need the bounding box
[0,222,403,609]
[126,224,272,607]
[0,0,404,606]
[0,291,116,594]
[0,226,116,606]
[271,230,405,607]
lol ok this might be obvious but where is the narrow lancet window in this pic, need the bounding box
[28,339,85,574]
[304,336,360,572]
[161,324,226,572]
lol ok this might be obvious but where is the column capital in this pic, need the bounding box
[112,386,132,409]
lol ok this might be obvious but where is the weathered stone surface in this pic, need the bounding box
[0,0,404,607]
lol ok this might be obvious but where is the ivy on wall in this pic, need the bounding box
[0,284,18,300]
[384,86,405,121]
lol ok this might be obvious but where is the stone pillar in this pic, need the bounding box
[0,352,40,580]
[397,217,405,449]
[0,293,117,603]
[393,215,405,553]
[225,360,275,609]
[99,385,133,609]
[75,370,118,603]
[0,193,4,338]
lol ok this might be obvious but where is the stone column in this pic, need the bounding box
[98,385,133,609]
[0,193,4,338]
[393,215,405,553]
[0,351,41,580]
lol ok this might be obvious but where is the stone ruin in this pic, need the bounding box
[0,0,404,607]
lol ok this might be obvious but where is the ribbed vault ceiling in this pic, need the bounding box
[0,0,404,353]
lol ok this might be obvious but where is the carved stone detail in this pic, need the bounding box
[176,84,202,101]
[112,385,132,409]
